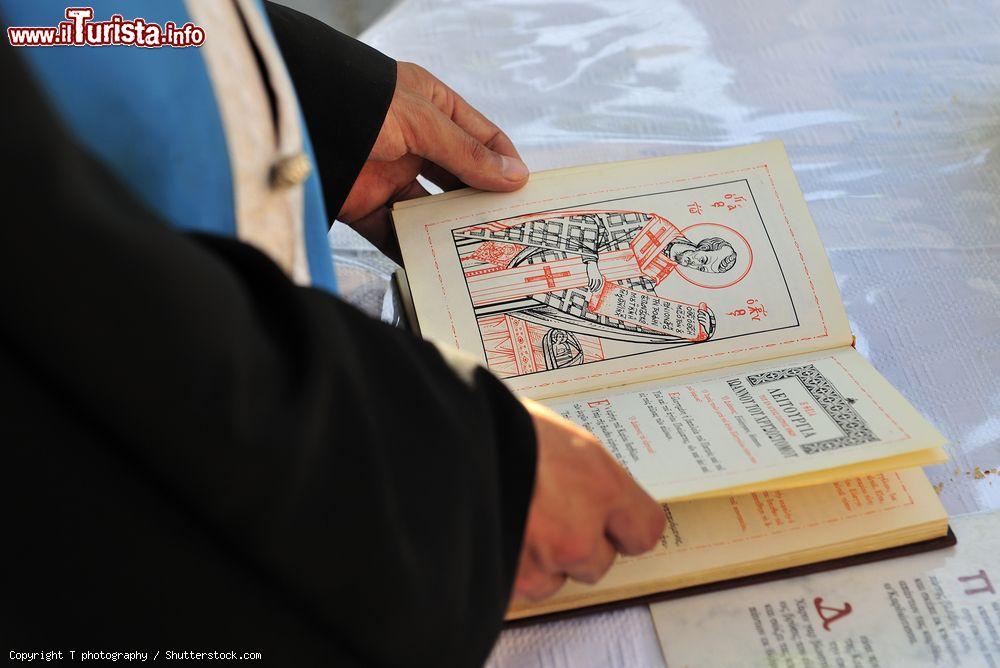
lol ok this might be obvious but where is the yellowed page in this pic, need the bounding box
[508,468,947,619]
[393,141,852,399]
[542,347,946,502]
[679,448,946,501]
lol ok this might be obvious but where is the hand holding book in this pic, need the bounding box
[393,142,951,619]
[337,62,529,258]
[513,399,665,601]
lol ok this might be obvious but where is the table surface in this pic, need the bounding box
[336,1,1000,664]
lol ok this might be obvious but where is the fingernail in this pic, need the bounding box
[501,155,529,182]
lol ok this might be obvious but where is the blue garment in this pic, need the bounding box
[1,0,337,293]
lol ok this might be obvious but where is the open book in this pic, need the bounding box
[391,141,950,619]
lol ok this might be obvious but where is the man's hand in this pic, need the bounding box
[338,62,529,258]
[513,400,666,602]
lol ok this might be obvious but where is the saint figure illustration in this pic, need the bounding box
[541,329,585,369]
[455,210,739,345]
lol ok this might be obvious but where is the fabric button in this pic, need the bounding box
[270,153,312,189]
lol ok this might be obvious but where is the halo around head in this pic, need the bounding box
[675,223,753,289]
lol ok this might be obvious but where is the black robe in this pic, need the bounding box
[0,4,535,666]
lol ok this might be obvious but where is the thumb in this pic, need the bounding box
[405,95,529,192]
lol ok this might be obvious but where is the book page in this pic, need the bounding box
[393,142,852,399]
[507,468,947,620]
[651,511,997,668]
[543,347,946,502]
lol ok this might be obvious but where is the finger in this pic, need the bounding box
[403,93,528,191]
[394,179,430,203]
[420,161,464,192]
[606,487,666,556]
[400,62,524,163]
[564,537,617,585]
[512,553,567,602]
[339,153,424,221]
[348,181,428,263]
[345,206,393,260]
[448,91,523,161]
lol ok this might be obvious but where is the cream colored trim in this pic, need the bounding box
[185,0,311,285]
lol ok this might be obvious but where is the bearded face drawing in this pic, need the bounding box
[455,210,740,348]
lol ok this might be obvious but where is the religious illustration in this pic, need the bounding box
[451,184,794,379]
